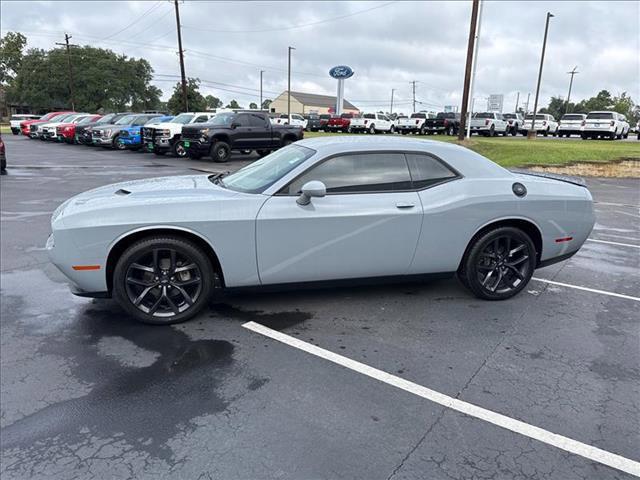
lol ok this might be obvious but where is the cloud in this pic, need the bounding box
[1,0,638,113]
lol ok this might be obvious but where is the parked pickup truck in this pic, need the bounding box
[521,114,558,137]
[118,115,173,150]
[469,112,508,136]
[181,111,303,162]
[397,112,434,134]
[25,111,73,138]
[326,113,357,133]
[305,114,331,131]
[10,114,40,134]
[349,113,395,134]
[56,114,102,143]
[581,111,629,140]
[76,112,132,145]
[143,112,216,157]
[557,113,586,137]
[40,113,91,140]
[91,113,164,148]
[424,112,461,135]
[502,113,524,136]
[272,114,308,129]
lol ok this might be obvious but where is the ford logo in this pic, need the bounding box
[329,65,354,79]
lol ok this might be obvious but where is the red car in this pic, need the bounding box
[56,115,102,143]
[326,113,357,133]
[20,111,73,137]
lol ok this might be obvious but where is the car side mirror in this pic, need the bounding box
[297,181,326,206]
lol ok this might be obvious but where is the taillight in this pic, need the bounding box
[610,120,615,126]
[542,121,547,126]
[444,119,449,126]
[485,119,490,126]
[581,120,586,126]
[415,119,419,125]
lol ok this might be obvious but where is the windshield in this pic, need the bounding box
[473,113,494,119]
[220,145,315,194]
[340,114,353,119]
[78,116,98,125]
[586,112,614,119]
[115,115,137,125]
[96,114,117,124]
[51,114,75,123]
[207,112,235,126]
[171,113,195,124]
[410,113,426,119]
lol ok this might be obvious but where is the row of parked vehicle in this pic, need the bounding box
[11,109,305,162]
[276,110,636,140]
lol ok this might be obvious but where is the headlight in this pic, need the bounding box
[158,129,171,136]
[198,128,210,135]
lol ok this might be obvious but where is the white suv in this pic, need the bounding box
[582,111,630,140]
[558,113,586,137]
[521,113,559,137]
[469,112,508,136]
[350,113,395,134]
[272,114,308,129]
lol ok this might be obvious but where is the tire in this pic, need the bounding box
[489,125,496,137]
[419,126,426,135]
[369,124,376,134]
[460,227,536,301]
[609,132,616,140]
[256,149,271,157]
[211,141,231,162]
[282,137,294,146]
[172,141,187,158]
[581,133,588,140]
[112,235,217,325]
[114,136,126,150]
[447,125,455,136]
[543,128,549,137]
[389,125,395,134]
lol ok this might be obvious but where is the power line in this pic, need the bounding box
[182,1,396,33]
[97,1,162,41]
[127,7,174,41]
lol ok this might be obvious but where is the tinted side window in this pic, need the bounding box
[250,114,267,127]
[285,153,412,195]
[194,115,209,123]
[235,114,251,127]
[406,153,457,189]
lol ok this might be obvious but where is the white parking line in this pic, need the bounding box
[242,321,640,477]
[587,238,640,249]
[614,210,640,219]
[532,278,640,302]
[594,201,640,208]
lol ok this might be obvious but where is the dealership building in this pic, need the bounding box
[270,91,359,115]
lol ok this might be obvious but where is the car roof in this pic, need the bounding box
[294,136,510,179]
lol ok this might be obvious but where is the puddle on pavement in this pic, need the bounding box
[528,159,640,178]
[209,303,312,331]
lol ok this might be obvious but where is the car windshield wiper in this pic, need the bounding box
[208,171,230,187]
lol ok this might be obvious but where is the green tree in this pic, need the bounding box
[538,96,572,119]
[6,41,162,112]
[166,78,207,114]
[261,99,272,110]
[205,94,222,109]
[0,32,26,84]
[226,99,241,109]
[249,102,258,109]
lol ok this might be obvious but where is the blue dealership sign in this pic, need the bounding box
[329,65,354,79]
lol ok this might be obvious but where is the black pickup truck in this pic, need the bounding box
[181,111,303,162]
[424,112,461,135]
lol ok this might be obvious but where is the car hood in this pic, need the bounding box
[53,175,250,224]
[93,123,130,130]
[148,122,185,129]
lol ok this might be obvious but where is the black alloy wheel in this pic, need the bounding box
[114,236,216,324]
[460,227,536,300]
[211,141,231,162]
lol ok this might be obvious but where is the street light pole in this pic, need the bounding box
[458,0,480,141]
[565,66,578,114]
[390,88,395,114]
[287,46,295,122]
[528,11,554,139]
[260,70,264,110]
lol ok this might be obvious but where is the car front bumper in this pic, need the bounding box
[184,140,210,156]
[92,136,114,146]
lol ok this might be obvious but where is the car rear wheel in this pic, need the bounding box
[368,124,376,134]
[211,141,231,162]
[447,125,455,135]
[256,149,271,157]
[460,227,536,300]
[113,236,217,325]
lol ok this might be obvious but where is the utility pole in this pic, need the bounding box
[410,81,416,113]
[565,66,578,114]
[174,0,188,112]
[260,70,264,110]
[55,33,78,110]
[465,0,484,139]
[390,88,395,114]
[515,92,520,113]
[528,12,554,139]
[288,46,295,122]
[458,0,480,141]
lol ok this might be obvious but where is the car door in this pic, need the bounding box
[249,114,272,147]
[231,113,255,149]
[256,152,423,285]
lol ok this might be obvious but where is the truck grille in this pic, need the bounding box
[142,127,154,141]
[181,130,201,140]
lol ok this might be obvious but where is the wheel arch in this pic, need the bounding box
[211,133,231,145]
[458,217,543,272]
[105,226,225,293]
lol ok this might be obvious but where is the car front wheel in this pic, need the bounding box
[173,141,187,158]
[460,227,536,300]
[211,141,231,162]
[113,236,217,325]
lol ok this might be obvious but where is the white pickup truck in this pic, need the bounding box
[272,114,308,129]
[469,112,508,136]
[557,113,586,137]
[521,113,559,137]
[396,112,434,134]
[502,113,524,136]
[144,112,216,157]
[581,111,630,140]
[350,113,395,134]
[9,114,40,134]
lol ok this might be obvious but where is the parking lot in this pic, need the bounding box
[1,135,639,479]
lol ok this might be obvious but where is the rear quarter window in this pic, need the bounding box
[405,153,458,189]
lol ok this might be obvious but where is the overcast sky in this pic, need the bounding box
[1,0,638,113]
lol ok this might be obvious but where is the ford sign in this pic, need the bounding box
[329,65,354,79]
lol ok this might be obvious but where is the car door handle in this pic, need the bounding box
[396,202,415,209]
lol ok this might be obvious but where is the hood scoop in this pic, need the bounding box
[115,188,131,196]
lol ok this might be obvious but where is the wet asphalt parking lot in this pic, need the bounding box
[1,134,639,480]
